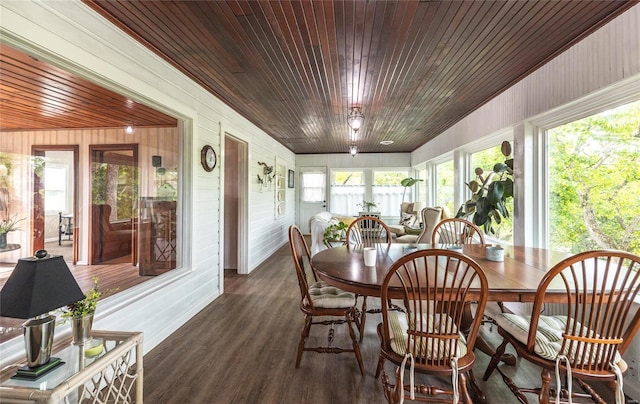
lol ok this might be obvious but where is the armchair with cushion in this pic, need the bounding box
[395,206,444,244]
[387,202,421,236]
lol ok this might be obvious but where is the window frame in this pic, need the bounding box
[536,97,640,251]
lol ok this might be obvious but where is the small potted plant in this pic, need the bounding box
[0,214,25,249]
[323,221,348,247]
[61,277,117,344]
[357,200,378,214]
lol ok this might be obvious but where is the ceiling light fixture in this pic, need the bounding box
[124,125,135,135]
[380,140,394,145]
[349,144,357,157]
[347,107,364,132]
[350,129,358,142]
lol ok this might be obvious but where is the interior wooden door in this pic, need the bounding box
[89,144,138,265]
[31,145,79,263]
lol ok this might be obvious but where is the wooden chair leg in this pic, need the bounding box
[539,368,551,404]
[375,354,386,379]
[460,373,477,404]
[467,370,487,403]
[359,295,367,342]
[346,312,365,376]
[296,315,312,367]
[482,337,509,380]
[577,379,608,404]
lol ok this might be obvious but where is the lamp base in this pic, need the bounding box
[23,314,56,368]
[12,357,63,380]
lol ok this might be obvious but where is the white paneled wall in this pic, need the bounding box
[0,0,295,366]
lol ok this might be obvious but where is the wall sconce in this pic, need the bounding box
[347,107,364,132]
[124,125,136,135]
[349,144,358,157]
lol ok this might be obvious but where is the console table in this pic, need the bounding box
[0,244,20,253]
[0,330,143,403]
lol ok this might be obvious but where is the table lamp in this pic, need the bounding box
[0,250,85,368]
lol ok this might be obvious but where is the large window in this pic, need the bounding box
[548,99,640,255]
[373,171,408,216]
[470,145,514,242]
[435,161,454,215]
[330,170,364,216]
[0,127,181,274]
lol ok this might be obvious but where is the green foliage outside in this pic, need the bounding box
[436,161,455,214]
[91,162,139,220]
[549,100,640,255]
[373,171,407,185]
[333,171,363,185]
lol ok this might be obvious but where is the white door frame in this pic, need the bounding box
[223,134,249,275]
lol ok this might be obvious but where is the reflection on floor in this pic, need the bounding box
[0,243,150,344]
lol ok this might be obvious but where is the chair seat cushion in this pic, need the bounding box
[403,225,422,235]
[396,234,419,244]
[496,313,622,365]
[388,224,406,236]
[387,311,467,359]
[308,281,356,308]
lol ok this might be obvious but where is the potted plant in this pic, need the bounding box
[357,200,378,213]
[400,177,423,203]
[61,277,117,344]
[456,141,514,235]
[323,221,348,247]
[0,214,25,249]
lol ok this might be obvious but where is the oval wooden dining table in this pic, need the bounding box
[311,243,571,369]
[311,243,570,302]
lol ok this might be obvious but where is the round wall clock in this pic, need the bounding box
[201,145,217,172]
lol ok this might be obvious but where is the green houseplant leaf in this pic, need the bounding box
[400,177,423,203]
[457,140,514,234]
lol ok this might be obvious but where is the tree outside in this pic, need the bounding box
[436,161,455,215]
[91,162,138,221]
[548,99,640,255]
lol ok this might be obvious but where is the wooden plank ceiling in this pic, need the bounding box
[0,43,177,132]
[1,1,634,154]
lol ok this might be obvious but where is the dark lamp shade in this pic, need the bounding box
[0,255,85,319]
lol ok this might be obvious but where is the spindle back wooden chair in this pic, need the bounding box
[375,249,488,403]
[346,216,392,248]
[432,218,485,245]
[483,250,640,404]
[288,225,365,375]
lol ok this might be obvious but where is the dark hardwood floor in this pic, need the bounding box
[143,243,621,404]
